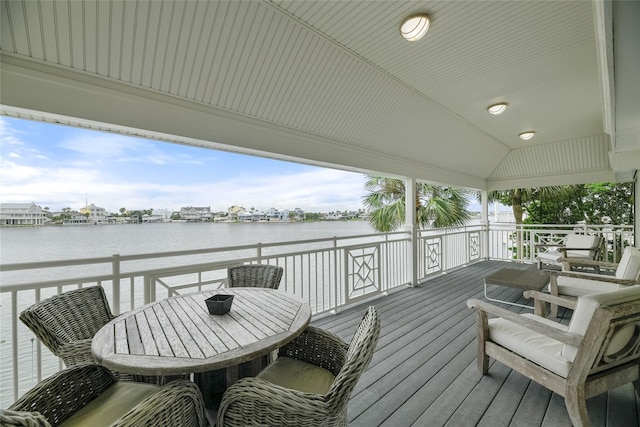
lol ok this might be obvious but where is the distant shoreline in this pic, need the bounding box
[1,218,367,228]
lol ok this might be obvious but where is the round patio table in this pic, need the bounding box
[92,287,311,376]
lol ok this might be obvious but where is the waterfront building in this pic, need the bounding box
[291,208,305,221]
[62,214,89,225]
[265,208,291,221]
[179,206,212,222]
[0,202,50,226]
[152,209,173,221]
[80,203,107,218]
[79,203,113,225]
[141,214,165,223]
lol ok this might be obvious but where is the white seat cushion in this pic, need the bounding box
[489,313,573,378]
[561,285,640,360]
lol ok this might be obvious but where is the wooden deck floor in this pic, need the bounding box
[311,260,640,427]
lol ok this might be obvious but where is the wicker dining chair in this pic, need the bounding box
[4,364,205,427]
[227,264,283,289]
[216,306,381,427]
[19,286,115,367]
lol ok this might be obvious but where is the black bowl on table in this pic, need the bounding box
[205,294,234,315]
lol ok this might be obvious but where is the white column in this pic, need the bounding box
[481,190,489,260]
[405,177,418,287]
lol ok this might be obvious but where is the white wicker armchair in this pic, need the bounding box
[217,306,380,427]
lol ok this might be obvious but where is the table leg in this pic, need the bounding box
[484,282,535,310]
[226,364,239,387]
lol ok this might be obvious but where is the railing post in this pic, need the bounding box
[145,274,153,304]
[333,236,339,311]
[257,243,262,263]
[11,290,19,401]
[112,254,121,315]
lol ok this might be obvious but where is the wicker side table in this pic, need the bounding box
[484,268,550,310]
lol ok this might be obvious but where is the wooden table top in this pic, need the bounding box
[92,288,311,376]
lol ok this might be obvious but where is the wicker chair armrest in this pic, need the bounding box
[467,299,583,346]
[217,377,328,427]
[58,339,96,367]
[9,365,116,426]
[278,326,348,376]
[0,409,51,427]
[113,380,205,427]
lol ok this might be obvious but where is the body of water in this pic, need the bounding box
[0,220,376,264]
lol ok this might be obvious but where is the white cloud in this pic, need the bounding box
[0,117,368,213]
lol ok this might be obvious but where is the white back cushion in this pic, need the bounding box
[561,285,640,360]
[615,246,640,280]
[556,276,622,297]
[565,234,600,258]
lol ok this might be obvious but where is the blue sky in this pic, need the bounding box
[0,117,369,213]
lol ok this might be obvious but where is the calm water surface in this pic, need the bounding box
[1,221,375,263]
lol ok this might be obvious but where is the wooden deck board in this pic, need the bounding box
[311,260,640,427]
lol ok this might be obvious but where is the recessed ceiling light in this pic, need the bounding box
[400,13,431,41]
[487,103,507,115]
[519,131,535,140]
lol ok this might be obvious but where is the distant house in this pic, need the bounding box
[237,211,253,222]
[142,214,165,223]
[0,202,51,226]
[179,206,212,222]
[152,209,173,220]
[80,203,113,224]
[291,208,305,221]
[265,208,291,221]
[63,214,90,225]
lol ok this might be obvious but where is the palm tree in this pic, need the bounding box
[363,175,472,232]
[487,186,580,259]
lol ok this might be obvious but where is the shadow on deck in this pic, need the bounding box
[311,260,640,427]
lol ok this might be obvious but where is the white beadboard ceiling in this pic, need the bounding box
[0,0,638,190]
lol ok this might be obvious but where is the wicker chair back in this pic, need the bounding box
[227,264,283,289]
[19,286,115,366]
[326,306,381,412]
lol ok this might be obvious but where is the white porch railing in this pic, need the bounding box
[0,223,634,408]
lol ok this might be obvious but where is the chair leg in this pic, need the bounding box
[549,276,559,318]
[565,388,590,427]
[477,311,489,374]
[477,349,489,375]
